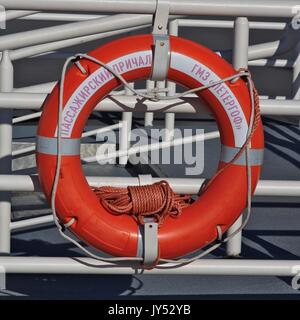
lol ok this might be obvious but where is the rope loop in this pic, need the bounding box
[199,68,260,195]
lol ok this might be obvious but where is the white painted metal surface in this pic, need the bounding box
[1,94,299,115]
[0,51,13,254]
[1,175,299,196]
[0,257,300,276]
[0,1,299,17]
[225,17,249,257]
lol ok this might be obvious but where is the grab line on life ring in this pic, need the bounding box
[36,35,264,268]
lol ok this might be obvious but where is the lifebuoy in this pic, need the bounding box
[36,34,264,259]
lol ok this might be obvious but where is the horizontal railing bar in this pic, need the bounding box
[83,131,217,163]
[248,59,294,68]
[9,24,150,61]
[259,96,287,100]
[0,0,299,18]
[13,83,147,95]
[8,176,300,231]
[2,175,300,196]
[0,257,299,275]
[178,19,287,30]
[82,122,122,138]
[20,12,106,21]
[14,48,295,70]
[12,145,35,157]
[174,19,299,67]
[1,94,299,116]
[173,18,298,61]
[11,122,122,156]
[13,82,56,93]
[11,89,155,124]
[5,23,293,65]
[0,14,153,51]
[13,112,42,124]
[12,130,215,159]
[10,215,54,231]
[0,92,46,109]
[5,10,38,21]
[87,177,300,197]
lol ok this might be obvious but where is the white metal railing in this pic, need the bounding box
[0,0,299,282]
[1,174,299,196]
[1,1,299,17]
[2,93,300,114]
[0,257,299,276]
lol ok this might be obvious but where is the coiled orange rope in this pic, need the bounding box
[92,180,192,225]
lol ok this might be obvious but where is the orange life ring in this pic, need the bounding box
[36,34,264,259]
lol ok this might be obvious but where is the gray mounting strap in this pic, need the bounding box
[151,0,170,81]
[151,34,170,81]
[153,0,170,35]
[143,222,159,267]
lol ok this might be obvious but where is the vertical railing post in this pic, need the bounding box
[144,80,155,127]
[292,42,300,99]
[292,42,300,128]
[226,17,249,257]
[164,19,178,142]
[165,84,175,141]
[0,51,13,255]
[119,83,133,166]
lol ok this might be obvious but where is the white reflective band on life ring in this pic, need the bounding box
[220,145,264,166]
[37,136,81,155]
